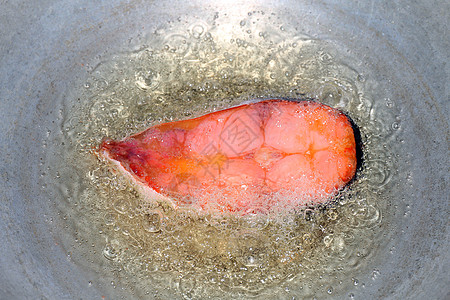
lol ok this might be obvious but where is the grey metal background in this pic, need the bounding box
[0,0,448,299]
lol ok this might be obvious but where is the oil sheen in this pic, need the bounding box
[48,11,405,299]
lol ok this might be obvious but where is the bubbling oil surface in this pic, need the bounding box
[54,11,404,299]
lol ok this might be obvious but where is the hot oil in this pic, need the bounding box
[55,11,403,299]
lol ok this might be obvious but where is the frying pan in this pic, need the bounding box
[0,0,448,299]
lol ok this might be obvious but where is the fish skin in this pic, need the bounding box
[100,99,357,213]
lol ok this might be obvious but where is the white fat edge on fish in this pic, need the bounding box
[99,148,179,210]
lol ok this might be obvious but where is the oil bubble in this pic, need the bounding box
[191,25,205,39]
[135,69,160,91]
[180,273,197,294]
[103,242,119,261]
[233,232,268,267]
[391,121,400,130]
[113,197,131,214]
[161,219,176,232]
[323,234,333,247]
[347,202,381,228]
[143,210,162,233]
[104,212,117,226]
[371,269,380,280]
[366,159,392,189]
[330,234,345,254]
[238,207,270,230]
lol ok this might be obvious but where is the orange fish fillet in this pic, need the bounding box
[100,99,357,213]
